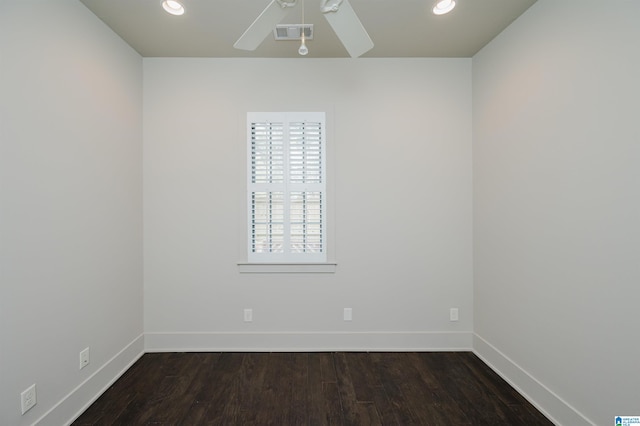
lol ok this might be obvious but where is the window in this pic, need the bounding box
[247,112,326,263]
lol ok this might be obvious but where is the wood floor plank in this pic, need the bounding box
[235,352,269,425]
[457,352,553,426]
[343,352,381,402]
[369,352,423,425]
[307,353,326,425]
[334,352,362,424]
[335,352,386,425]
[409,352,473,425]
[369,380,402,426]
[126,353,202,425]
[319,351,338,382]
[308,353,345,426]
[321,381,345,425]
[421,352,505,425]
[253,352,295,425]
[73,351,553,426]
[177,401,210,426]
[89,354,172,425]
[290,353,310,425]
[156,353,214,425]
[459,352,529,406]
[395,357,457,425]
[200,352,246,423]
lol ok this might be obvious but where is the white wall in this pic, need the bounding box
[9,1,636,424]
[143,58,473,350]
[473,1,640,425]
[0,1,143,425]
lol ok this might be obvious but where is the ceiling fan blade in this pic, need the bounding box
[234,0,296,51]
[322,0,373,58]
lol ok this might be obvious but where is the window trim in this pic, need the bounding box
[245,111,328,265]
[237,262,337,274]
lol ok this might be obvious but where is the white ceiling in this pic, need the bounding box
[80,0,537,58]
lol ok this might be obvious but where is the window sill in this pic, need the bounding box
[237,263,337,274]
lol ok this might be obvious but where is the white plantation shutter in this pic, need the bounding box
[248,112,326,262]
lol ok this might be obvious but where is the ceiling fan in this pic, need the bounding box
[234,0,374,58]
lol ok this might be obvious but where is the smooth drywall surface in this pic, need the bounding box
[143,58,473,350]
[473,1,640,424]
[0,1,143,425]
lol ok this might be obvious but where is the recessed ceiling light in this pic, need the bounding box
[162,0,185,16]
[433,0,456,15]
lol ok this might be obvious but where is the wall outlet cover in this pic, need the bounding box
[244,308,253,322]
[344,308,353,321]
[80,347,90,369]
[450,308,459,321]
[21,384,37,415]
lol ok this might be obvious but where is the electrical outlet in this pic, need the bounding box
[344,308,352,321]
[79,347,90,370]
[450,308,459,322]
[244,308,253,322]
[21,384,37,415]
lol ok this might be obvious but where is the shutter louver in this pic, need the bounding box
[290,121,322,184]
[248,112,326,262]
[251,122,284,184]
[252,191,284,253]
[290,191,322,253]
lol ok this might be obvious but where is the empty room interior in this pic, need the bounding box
[1,0,639,425]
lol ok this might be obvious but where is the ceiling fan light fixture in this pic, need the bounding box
[162,0,185,16]
[298,0,309,56]
[433,0,456,15]
[298,38,309,55]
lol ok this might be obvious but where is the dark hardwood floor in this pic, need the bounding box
[73,352,553,425]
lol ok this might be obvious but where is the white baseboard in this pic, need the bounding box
[29,332,590,426]
[33,334,145,426]
[472,334,594,426]
[145,331,473,352]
